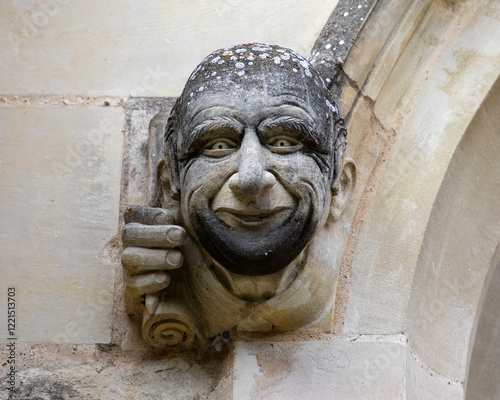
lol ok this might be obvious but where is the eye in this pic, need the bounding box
[203,139,238,158]
[266,136,303,154]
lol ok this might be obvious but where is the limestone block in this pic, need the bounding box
[234,337,405,400]
[406,347,464,400]
[0,105,124,344]
[0,0,336,97]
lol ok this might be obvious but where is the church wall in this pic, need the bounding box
[1,0,499,399]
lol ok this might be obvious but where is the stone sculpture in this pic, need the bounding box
[121,43,355,348]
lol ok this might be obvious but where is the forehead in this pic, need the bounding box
[183,89,317,128]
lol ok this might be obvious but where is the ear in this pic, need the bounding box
[330,158,356,221]
[157,159,180,209]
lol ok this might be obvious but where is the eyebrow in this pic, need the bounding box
[181,116,242,159]
[259,115,330,156]
[190,116,242,140]
[258,116,315,139]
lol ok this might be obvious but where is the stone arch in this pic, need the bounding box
[406,75,500,396]
[331,0,500,396]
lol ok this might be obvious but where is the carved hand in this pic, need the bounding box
[121,205,186,317]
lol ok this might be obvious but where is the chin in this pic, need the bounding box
[190,199,323,276]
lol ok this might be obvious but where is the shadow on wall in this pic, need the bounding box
[466,244,500,399]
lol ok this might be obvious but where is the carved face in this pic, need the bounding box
[166,44,344,277]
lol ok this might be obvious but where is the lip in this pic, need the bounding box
[214,206,292,227]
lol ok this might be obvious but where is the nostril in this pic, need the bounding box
[262,171,276,189]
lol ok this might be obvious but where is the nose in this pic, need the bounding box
[228,129,276,199]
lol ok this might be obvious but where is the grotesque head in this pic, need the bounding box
[163,43,347,280]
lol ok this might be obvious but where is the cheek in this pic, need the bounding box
[267,153,330,201]
[180,158,235,209]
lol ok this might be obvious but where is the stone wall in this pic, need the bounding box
[1,0,500,399]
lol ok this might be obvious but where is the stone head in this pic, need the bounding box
[161,43,348,281]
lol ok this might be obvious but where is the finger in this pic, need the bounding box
[126,272,171,295]
[122,247,183,274]
[124,206,175,226]
[122,223,186,248]
[145,293,160,316]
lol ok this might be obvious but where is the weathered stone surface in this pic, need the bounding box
[0,344,219,400]
[466,246,500,400]
[407,73,500,381]
[406,347,464,400]
[0,106,123,343]
[122,98,176,206]
[0,0,337,97]
[234,337,405,400]
[342,0,500,337]
[309,0,377,89]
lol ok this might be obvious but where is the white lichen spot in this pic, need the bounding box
[273,56,281,65]
[280,53,290,60]
[339,40,345,45]
[326,78,332,83]
[217,76,221,80]
[248,61,253,66]
[190,92,194,97]
[325,43,332,50]
[305,70,312,77]
[325,99,337,113]
[235,62,245,69]
[358,4,362,8]
[293,68,298,73]
[247,56,255,61]
[344,11,349,16]
[360,17,364,20]
[235,48,247,53]
[237,70,245,76]
[259,53,269,59]
[299,60,309,69]
[198,86,204,92]
[230,55,237,61]
[211,55,221,63]
[218,60,225,64]
[252,46,269,52]
[276,48,286,53]
[211,71,217,76]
